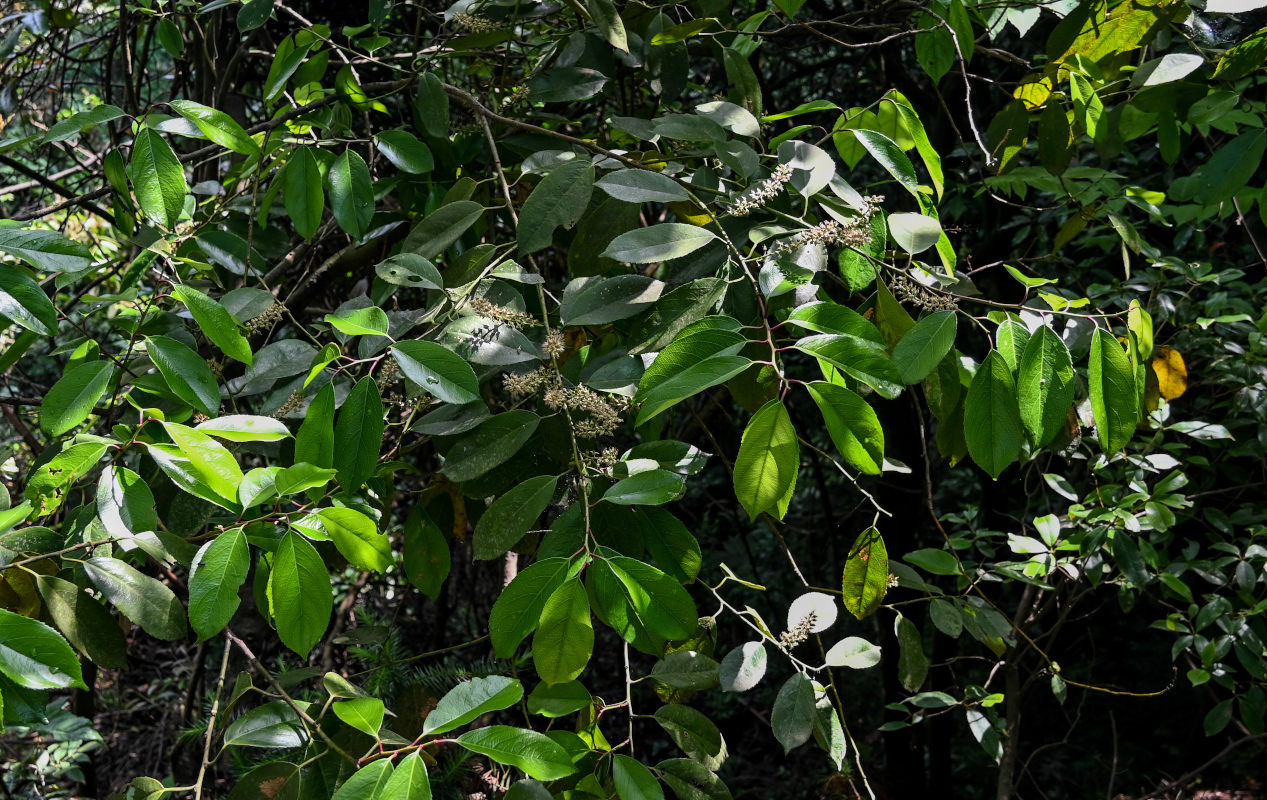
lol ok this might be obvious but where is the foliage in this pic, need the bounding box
[0,0,1266,798]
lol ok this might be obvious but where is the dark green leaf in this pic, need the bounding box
[327,149,375,238]
[519,160,595,255]
[602,224,717,263]
[35,575,127,669]
[391,340,480,404]
[375,130,435,174]
[473,475,557,560]
[146,335,220,416]
[771,673,815,753]
[1017,326,1075,447]
[0,228,92,273]
[964,351,1024,479]
[0,265,58,335]
[456,726,577,781]
[424,675,524,735]
[84,556,187,641]
[441,410,539,483]
[489,558,572,657]
[895,615,928,692]
[333,378,385,491]
[285,146,324,240]
[169,100,259,157]
[223,701,308,747]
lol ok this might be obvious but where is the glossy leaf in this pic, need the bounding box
[327,149,375,238]
[42,361,113,436]
[169,99,259,157]
[456,726,577,781]
[129,128,187,228]
[533,579,594,685]
[842,527,888,620]
[805,381,884,475]
[0,607,87,689]
[84,557,187,641]
[424,675,524,736]
[0,266,58,335]
[391,339,480,404]
[285,146,324,239]
[146,335,220,416]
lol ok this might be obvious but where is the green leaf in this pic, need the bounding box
[1196,129,1267,205]
[456,726,577,781]
[651,651,720,690]
[41,361,112,436]
[905,548,961,576]
[424,676,525,735]
[533,579,594,685]
[794,334,904,399]
[146,335,220,416]
[964,351,1024,479]
[995,320,1030,373]
[489,558,572,657]
[633,506,702,583]
[0,606,87,689]
[403,507,449,600]
[526,680,591,718]
[602,470,686,505]
[608,557,698,641]
[196,415,291,442]
[805,381,884,475]
[595,169,689,204]
[189,529,250,641]
[375,130,434,174]
[441,410,539,483]
[473,475,557,560]
[317,507,392,572]
[414,72,450,138]
[0,265,58,335]
[325,306,389,336]
[1017,326,1075,447]
[333,760,394,800]
[163,422,244,505]
[333,378,385,491]
[656,704,726,769]
[391,340,480,404]
[887,213,942,254]
[172,285,253,365]
[129,128,187,229]
[268,531,333,658]
[327,149,375,238]
[719,642,767,692]
[97,465,158,538]
[223,701,308,747]
[560,275,666,326]
[771,673,816,753]
[285,146,325,239]
[896,615,929,692]
[0,227,92,273]
[295,383,335,469]
[1089,329,1138,455]
[169,99,260,157]
[376,253,443,289]
[850,129,919,200]
[333,697,385,737]
[658,759,732,800]
[586,0,629,51]
[602,223,717,263]
[841,527,888,620]
[25,442,107,517]
[237,0,272,30]
[519,160,595,255]
[43,104,127,144]
[613,754,665,800]
[733,399,799,520]
[35,575,127,669]
[892,311,957,384]
[380,751,432,800]
[636,354,749,426]
[402,201,484,260]
[84,556,187,641]
[825,636,882,669]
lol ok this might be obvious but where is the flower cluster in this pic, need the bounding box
[542,332,567,358]
[779,611,818,649]
[769,217,873,259]
[893,273,959,312]
[246,301,285,332]
[470,297,539,328]
[505,368,627,439]
[587,446,621,469]
[272,391,305,418]
[376,358,400,390]
[451,12,498,33]
[725,162,794,217]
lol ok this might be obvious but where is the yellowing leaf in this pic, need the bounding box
[669,201,714,226]
[1152,345,1187,401]
[1013,75,1052,109]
